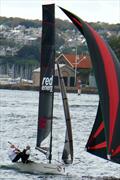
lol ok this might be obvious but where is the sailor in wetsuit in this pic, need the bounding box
[22,145,31,163]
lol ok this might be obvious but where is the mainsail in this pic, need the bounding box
[56,61,73,164]
[60,7,120,164]
[36,4,55,163]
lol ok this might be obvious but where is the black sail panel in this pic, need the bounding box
[60,7,120,164]
[36,4,55,153]
[111,101,120,163]
[86,102,107,159]
[56,62,73,164]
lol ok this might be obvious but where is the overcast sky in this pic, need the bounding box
[0,0,120,24]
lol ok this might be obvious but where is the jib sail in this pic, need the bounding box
[56,61,73,164]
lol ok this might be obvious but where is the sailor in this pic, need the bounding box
[8,144,31,163]
[21,145,31,163]
[8,144,22,162]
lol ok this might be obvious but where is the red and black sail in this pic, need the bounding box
[36,4,55,163]
[86,102,107,159]
[60,7,120,164]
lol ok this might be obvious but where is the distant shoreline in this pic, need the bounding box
[0,84,98,94]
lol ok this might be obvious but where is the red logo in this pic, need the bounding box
[39,117,47,128]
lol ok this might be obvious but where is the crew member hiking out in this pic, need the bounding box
[8,144,31,163]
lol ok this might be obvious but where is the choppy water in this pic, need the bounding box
[0,89,120,180]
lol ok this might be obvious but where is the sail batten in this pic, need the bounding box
[60,7,120,164]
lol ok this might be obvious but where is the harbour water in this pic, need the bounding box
[0,89,120,180]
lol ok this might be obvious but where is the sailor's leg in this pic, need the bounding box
[12,153,22,162]
[21,154,29,163]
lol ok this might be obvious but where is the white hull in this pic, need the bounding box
[0,161,65,175]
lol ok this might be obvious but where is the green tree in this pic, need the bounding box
[108,36,120,61]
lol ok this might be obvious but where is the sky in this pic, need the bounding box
[0,0,120,24]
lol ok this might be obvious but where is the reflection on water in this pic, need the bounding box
[0,90,120,179]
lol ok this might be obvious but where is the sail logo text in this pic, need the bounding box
[41,76,53,92]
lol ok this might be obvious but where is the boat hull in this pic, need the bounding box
[0,161,65,175]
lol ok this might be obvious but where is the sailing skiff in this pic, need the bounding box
[1,4,73,175]
[1,1,120,177]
